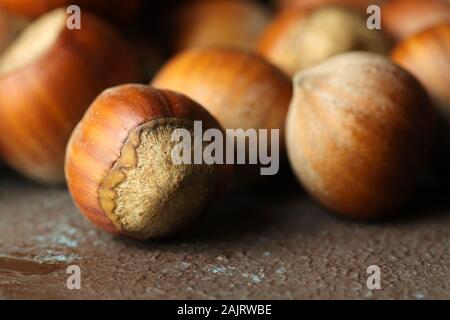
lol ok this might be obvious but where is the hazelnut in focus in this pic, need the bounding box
[0,8,138,184]
[65,84,231,240]
[258,6,392,77]
[286,52,436,219]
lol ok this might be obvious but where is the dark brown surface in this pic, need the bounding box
[1,169,450,299]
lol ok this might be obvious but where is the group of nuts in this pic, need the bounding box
[0,0,449,240]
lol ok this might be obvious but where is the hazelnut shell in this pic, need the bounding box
[171,0,270,51]
[152,47,292,146]
[65,84,231,239]
[0,9,138,183]
[258,6,391,76]
[286,52,436,218]
[382,0,450,40]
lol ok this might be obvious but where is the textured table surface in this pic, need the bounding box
[1,168,449,300]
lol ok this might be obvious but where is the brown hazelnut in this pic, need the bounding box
[171,0,271,51]
[151,47,292,176]
[258,6,391,77]
[0,8,138,183]
[286,52,436,219]
[382,0,450,40]
[392,23,450,167]
[65,84,231,239]
[152,47,292,141]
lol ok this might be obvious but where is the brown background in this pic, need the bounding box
[1,168,449,299]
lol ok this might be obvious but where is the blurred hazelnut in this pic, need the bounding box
[382,0,450,40]
[172,0,271,51]
[0,9,138,183]
[258,6,391,76]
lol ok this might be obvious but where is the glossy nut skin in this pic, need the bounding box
[392,24,450,166]
[392,24,450,121]
[382,0,450,40]
[286,52,436,219]
[152,47,292,145]
[65,84,231,239]
[0,0,142,21]
[172,0,270,51]
[258,6,391,77]
[0,10,138,184]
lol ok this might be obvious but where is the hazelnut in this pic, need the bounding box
[171,0,271,51]
[0,8,138,183]
[152,47,292,147]
[392,23,450,119]
[286,52,436,219]
[392,23,450,167]
[152,47,292,178]
[382,0,450,40]
[258,6,391,76]
[65,84,231,239]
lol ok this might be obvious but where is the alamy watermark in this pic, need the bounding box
[171,121,280,176]
[66,265,81,290]
[66,5,81,30]
[366,5,381,30]
[366,265,381,290]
